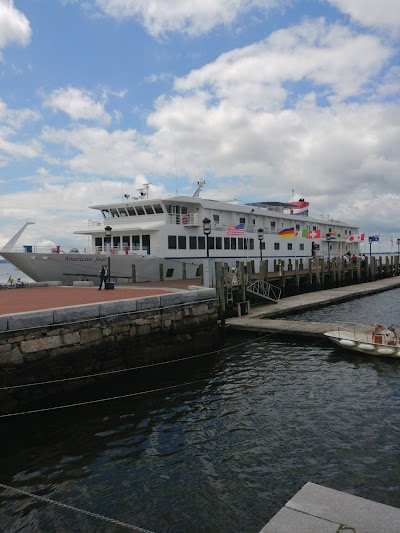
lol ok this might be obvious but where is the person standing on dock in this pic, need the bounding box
[99,265,108,290]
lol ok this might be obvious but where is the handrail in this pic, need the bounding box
[246,279,282,303]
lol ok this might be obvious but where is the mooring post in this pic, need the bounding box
[238,261,246,302]
[260,260,268,283]
[356,257,361,282]
[280,260,286,296]
[295,259,300,294]
[309,258,314,288]
[332,257,337,287]
[315,258,321,290]
[216,262,226,327]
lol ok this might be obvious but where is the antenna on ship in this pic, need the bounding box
[137,183,151,199]
[175,152,178,195]
[192,178,205,197]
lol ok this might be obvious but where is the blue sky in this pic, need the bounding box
[1,0,400,251]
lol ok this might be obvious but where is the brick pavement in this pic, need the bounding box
[0,286,176,315]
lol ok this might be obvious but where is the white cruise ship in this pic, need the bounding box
[1,182,361,284]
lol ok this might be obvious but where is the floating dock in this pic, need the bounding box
[226,277,400,337]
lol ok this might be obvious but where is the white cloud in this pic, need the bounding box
[175,19,391,104]
[328,0,400,31]
[0,0,31,48]
[43,87,112,124]
[0,100,41,165]
[93,0,280,36]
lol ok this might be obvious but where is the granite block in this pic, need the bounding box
[136,296,161,311]
[7,310,54,331]
[99,299,138,316]
[53,304,100,324]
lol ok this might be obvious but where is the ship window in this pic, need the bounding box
[224,237,230,250]
[208,237,215,250]
[144,205,155,215]
[110,208,119,217]
[239,217,245,224]
[238,238,244,250]
[95,237,102,247]
[198,236,205,250]
[181,206,188,214]
[153,204,163,214]
[118,208,128,217]
[178,236,186,249]
[300,243,304,251]
[274,243,280,250]
[312,225,317,231]
[136,206,145,215]
[249,239,254,250]
[213,214,220,222]
[189,236,197,249]
[271,221,276,229]
[102,209,111,218]
[244,239,248,250]
[231,238,236,250]
[122,236,130,247]
[166,268,174,278]
[126,207,136,216]
[195,267,200,277]
[296,224,300,230]
[142,235,150,250]
[168,236,177,249]
[288,243,293,251]
[112,236,120,249]
[132,236,140,249]
[216,237,222,249]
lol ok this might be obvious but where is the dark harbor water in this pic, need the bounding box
[1,291,400,532]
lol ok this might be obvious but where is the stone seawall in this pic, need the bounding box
[0,288,219,415]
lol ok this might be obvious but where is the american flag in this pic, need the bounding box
[227,223,245,235]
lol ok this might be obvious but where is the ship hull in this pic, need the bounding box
[0,251,203,284]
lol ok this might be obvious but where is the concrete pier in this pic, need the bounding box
[260,482,400,533]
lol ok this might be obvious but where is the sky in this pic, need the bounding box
[1,0,400,252]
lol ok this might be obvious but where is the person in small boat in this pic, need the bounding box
[98,265,108,290]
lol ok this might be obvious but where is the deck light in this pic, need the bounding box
[258,228,264,262]
[368,235,373,258]
[202,218,211,259]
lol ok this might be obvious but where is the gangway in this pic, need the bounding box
[245,279,281,304]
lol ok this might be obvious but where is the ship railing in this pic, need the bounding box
[11,245,153,255]
[169,213,202,226]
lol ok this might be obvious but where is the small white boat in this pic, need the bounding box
[324,324,400,358]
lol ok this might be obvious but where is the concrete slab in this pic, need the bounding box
[260,482,400,533]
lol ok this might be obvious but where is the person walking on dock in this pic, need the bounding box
[99,265,108,290]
